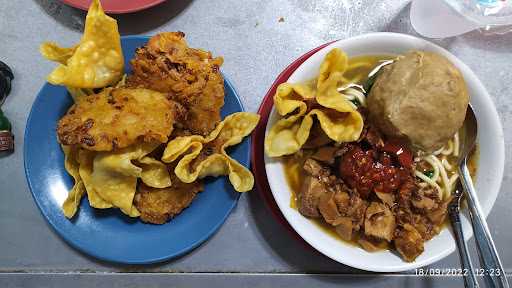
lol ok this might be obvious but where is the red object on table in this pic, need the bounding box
[61,0,166,14]
[250,42,333,249]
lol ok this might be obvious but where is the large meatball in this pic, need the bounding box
[367,50,469,152]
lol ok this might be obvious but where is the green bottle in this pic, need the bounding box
[0,109,11,131]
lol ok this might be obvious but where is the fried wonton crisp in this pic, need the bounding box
[137,156,173,189]
[61,145,86,218]
[162,112,259,192]
[90,142,170,217]
[78,149,113,209]
[62,142,171,218]
[265,48,364,157]
[40,43,78,65]
[40,0,123,88]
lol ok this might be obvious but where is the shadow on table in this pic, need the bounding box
[459,30,512,54]
[33,0,193,35]
[307,273,405,287]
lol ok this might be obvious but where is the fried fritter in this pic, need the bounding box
[126,32,225,136]
[57,88,179,151]
[134,179,203,224]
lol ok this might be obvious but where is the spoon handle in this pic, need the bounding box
[449,200,479,288]
[460,164,510,288]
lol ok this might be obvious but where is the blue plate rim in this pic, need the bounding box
[23,35,248,264]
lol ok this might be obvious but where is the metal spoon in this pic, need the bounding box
[458,105,509,288]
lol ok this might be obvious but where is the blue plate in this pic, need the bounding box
[24,36,247,264]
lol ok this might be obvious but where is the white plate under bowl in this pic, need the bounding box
[264,32,504,272]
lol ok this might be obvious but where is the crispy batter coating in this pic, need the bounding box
[126,32,225,135]
[134,176,203,224]
[57,88,179,151]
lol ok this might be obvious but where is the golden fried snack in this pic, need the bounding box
[162,112,259,192]
[40,0,124,88]
[265,48,364,157]
[77,149,114,209]
[90,142,166,217]
[134,180,203,224]
[126,32,225,135]
[57,88,179,151]
[60,141,173,219]
[39,43,78,65]
[61,145,86,218]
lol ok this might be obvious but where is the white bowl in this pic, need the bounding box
[264,32,505,272]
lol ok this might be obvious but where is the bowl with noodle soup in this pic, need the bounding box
[263,33,504,272]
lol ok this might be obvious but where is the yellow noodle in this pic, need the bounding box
[442,157,453,171]
[449,174,459,190]
[430,155,451,199]
[433,146,445,156]
[415,133,461,200]
[441,140,454,155]
[453,132,460,157]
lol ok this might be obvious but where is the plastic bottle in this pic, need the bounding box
[410,0,512,38]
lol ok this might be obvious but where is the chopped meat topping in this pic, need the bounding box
[289,121,452,263]
[364,202,396,241]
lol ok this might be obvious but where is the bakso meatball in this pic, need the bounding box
[367,50,469,152]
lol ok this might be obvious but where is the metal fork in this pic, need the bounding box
[449,181,479,287]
